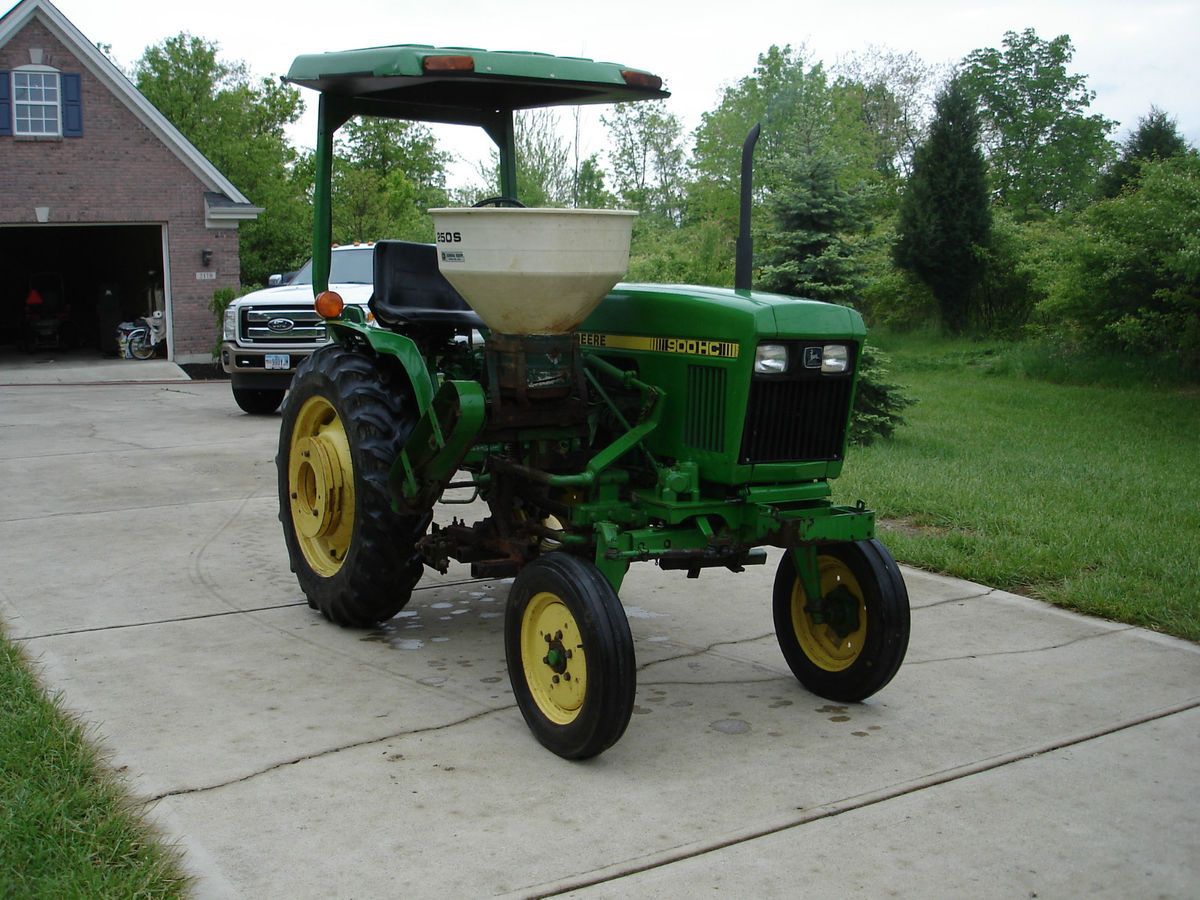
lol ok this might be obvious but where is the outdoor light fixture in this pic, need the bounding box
[201,249,213,267]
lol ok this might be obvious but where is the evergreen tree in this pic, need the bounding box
[759,152,864,304]
[1098,107,1192,197]
[894,75,991,333]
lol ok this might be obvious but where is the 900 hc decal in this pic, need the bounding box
[577,332,739,359]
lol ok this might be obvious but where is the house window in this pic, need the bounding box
[13,69,60,135]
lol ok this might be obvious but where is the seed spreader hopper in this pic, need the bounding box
[278,45,910,758]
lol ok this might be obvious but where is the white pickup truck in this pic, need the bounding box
[220,244,375,414]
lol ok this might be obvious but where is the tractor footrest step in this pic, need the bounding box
[471,559,522,579]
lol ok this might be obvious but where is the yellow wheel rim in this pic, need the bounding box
[287,395,355,577]
[520,591,587,725]
[791,555,868,672]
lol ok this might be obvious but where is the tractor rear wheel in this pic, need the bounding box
[505,553,636,759]
[277,345,429,626]
[772,540,909,702]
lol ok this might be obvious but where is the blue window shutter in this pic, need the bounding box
[62,73,82,137]
[0,72,11,137]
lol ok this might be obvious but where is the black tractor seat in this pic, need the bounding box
[370,241,483,331]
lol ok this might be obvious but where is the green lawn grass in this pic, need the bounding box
[0,630,189,898]
[836,333,1200,641]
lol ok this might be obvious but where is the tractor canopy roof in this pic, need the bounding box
[284,44,669,126]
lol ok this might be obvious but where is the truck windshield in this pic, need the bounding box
[290,247,374,285]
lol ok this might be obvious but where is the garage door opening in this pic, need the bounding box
[0,224,165,359]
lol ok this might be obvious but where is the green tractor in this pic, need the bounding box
[278,44,910,759]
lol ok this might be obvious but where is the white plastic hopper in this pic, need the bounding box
[428,208,637,334]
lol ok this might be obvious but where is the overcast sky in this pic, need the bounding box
[55,0,1200,185]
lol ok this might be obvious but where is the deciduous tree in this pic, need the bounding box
[134,34,308,284]
[961,28,1115,216]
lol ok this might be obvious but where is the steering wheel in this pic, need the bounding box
[471,196,527,208]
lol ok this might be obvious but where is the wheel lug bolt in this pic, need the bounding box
[542,656,549,665]
[554,630,563,641]
[552,675,560,684]
[563,672,571,681]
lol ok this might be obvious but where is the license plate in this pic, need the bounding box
[265,354,290,370]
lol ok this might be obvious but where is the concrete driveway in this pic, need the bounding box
[1,378,1197,898]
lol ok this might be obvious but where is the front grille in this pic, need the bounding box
[683,365,726,453]
[238,306,326,345]
[740,378,853,463]
[739,342,857,463]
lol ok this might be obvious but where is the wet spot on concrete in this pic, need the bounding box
[479,612,501,619]
[633,705,653,715]
[395,639,425,650]
[646,696,666,703]
[451,609,469,615]
[439,616,452,621]
[829,715,851,723]
[869,725,882,731]
[769,699,793,708]
[852,731,869,737]
[430,602,454,609]
[417,676,446,686]
[710,719,751,735]
[767,731,782,737]
[395,610,419,618]
[669,700,693,708]
[431,637,450,643]
[817,704,848,714]
[480,676,502,684]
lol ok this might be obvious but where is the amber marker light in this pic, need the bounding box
[315,290,345,319]
[621,70,662,91]
[423,55,475,73]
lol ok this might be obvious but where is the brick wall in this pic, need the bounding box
[0,18,244,359]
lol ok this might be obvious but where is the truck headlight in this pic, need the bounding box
[821,344,849,373]
[754,344,788,374]
[223,306,237,341]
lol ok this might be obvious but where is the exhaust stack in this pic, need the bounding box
[735,122,762,293]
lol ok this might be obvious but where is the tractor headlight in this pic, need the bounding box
[754,344,789,374]
[821,344,849,374]
[222,306,237,341]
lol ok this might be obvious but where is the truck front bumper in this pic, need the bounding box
[220,342,311,390]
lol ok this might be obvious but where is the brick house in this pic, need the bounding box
[0,0,261,363]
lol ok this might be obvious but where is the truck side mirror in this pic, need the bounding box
[268,274,284,287]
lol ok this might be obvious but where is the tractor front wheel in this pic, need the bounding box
[773,540,909,702]
[277,345,429,626]
[505,553,635,759]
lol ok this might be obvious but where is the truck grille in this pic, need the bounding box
[684,365,727,453]
[238,306,326,345]
[738,342,856,463]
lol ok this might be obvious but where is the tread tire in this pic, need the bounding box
[773,539,910,702]
[277,344,429,626]
[505,553,636,759]
[234,387,286,415]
